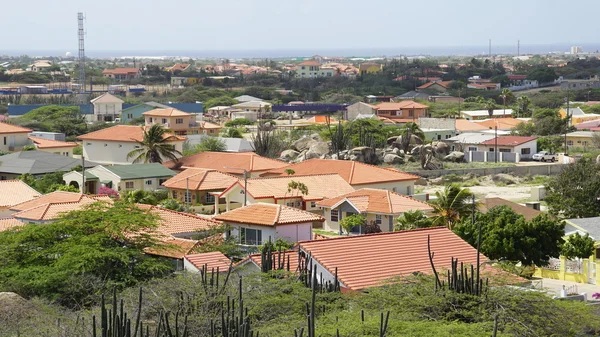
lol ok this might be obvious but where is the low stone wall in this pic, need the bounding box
[407,164,568,178]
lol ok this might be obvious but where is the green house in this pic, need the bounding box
[120,102,170,123]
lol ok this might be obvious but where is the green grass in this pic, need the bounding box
[312,229,342,237]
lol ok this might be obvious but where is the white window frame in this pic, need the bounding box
[331,209,339,222]
[125,181,134,189]
[375,214,382,225]
[184,191,193,203]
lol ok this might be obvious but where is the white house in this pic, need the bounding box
[77,125,186,165]
[444,133,496,152]
[90,92,125,122]
[460,109,514,120]
[345,102,378,120]
[0,123,32,152]
[63,163,176,194]
[479,136,538,160]
[214,203,324,246]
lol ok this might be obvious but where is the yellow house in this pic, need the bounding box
[565,131,596,148]
[534,217,600,284]
[560,107,600,125]
[359,62,383,75]
[143,108,222,136]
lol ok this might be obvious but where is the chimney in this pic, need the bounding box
[525,202,541,211]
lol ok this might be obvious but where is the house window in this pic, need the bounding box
[87,143,92,146]
[158,178,167,185]
[489,148,495,152]
[310,201,316,208]
[295,200,302,207]
[409,110,414,117]
[175,118,183,124]
[127,114,133,119]
[437,135,441,140]
[145,180,152,185]
[331,209,339,222]
[468,147,477,151]
[119,144,122,148]
[567,140,573,146]
[125,182,134,189]
[104,143,108,147]
[184,191,192,203]
[286,202,295,207]
[521,148,531,155]
[499,148,511,153]
[0,176,6,180]
[209,130,214,134]
[149,117,153,123]
[172,191,178,198]
[240,227,262,245]
[375,214,382,225]
[206,193,215,204]
[135,146,140,149]
[162,118,167,124]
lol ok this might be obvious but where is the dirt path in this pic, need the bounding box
[421,184,532,201]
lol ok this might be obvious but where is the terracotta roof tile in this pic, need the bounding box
[222,174,354,201]
[28,136,78,149]
[376,101,429,110]
[164,152,287,173]
[102,68,140,75]
[476,118,524,130]
[298,227,488,290]
[0,122,32,134]
[162,168,239,191]
[13,196,110,221]
[214,203,324,227]
[184,251,231,271]
[199,121,222,129]
[298,60,321,66]
[317,188,433,214]
[0,218,25,231]
[139,205,222,236]
[261,159,419,185]
[479,198,541,221]
[78,125,186,142]
[0,180,41,208]
[417,81,453,89]
[10,191,87,211]
[142,108,191,117]
[145,237,199,259]
[480,136,537,146]
[455,119,488,132]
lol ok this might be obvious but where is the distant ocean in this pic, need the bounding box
[4,43,600,59]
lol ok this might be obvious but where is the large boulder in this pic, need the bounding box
[280,149,299,162]
[492,173,518,185]
[383,154,404,165]
[348,146,378,164]
[387,136,400,145]
[443,151,465,162]
[431,141,450,156]
[292,133,323,152]
[411,145,422,156]
[305,142,330,160]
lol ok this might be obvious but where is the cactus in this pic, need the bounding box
[209,277,257,337]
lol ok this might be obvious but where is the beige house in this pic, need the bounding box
[231,101,272,115]
[0,123,32,152]
[28,136,77,157]
[317,189,433,234]
[90,92,124,122]
[78,125,186,165]
[143,108,221,136]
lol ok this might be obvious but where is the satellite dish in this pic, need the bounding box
[66,52,72,57]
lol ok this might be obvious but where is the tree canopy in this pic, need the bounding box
[562,232,595,260]
[127,125,182,163]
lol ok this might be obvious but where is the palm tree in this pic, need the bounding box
[399,122,425,153]
[500,88,514,117]
[395,210,433,231]
[483,99,497,118]
[127,124,182,164]
[516,95,531,118]
[429,184,476,230]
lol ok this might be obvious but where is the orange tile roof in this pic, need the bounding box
[261,159,419,185]
[12,196,111,221]
[376,101,429,110]
[161,168,239,191]
[0,218,25,231]
[221,174,355,202]
[417,81,453,89]
[102,68,140,75]
[0,180,41,208]
[28,136,78,149]
[168,63,190,72]
[298,227,488,290]
[145,237,199,259]
[298,60,321,67]
[184,251,231,271]
[199,121,222,129]
[479,197,541,221]
[480,136,537,146]
[164,152,287,173]
[142,108,191,117]
[214,203,324,227]
[317,188,433,214]
[0,122,32,134]
[476,118,524,130]
[78,125,186,142]
[139,205,222,236]
[455,119,488,132]
[10,191,89,211]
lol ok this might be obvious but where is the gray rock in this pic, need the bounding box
[349,146,378,164]
[392,147,399,155]
[305,142,330,160]
[443,151,465,162]
[387,136,399,145]
[411,145,422,156]
[432,141,450,156]
[280,149,299,162]
[492,173,518,185]
[292,133,323,152]
[383,154,404,165]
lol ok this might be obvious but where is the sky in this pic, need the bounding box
[3,0,600,56]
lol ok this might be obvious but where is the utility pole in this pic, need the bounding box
[81,155,86,194]
[495,124,498,163]
[564,90,570,156]
[224,167,248,206]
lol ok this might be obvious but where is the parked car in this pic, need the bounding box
[532,151,557,162]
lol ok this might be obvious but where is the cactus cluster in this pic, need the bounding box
[298,252,340,293]
[260,242,291,273]
[210,278,256,337]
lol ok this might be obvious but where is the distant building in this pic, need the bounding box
[375,101,429,122]
[143,108,221,136]
[417,81,453,93]
[90,92,124,122]
[460,109,514,120]
[359,62,383,75]
[295,60,334,78]
[102,68,141,80]
[345,102,378,120]
[0,122,32,152]
[571,46,583,54]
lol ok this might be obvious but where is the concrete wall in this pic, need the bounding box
[275,222,313,242]
[346,102,377,120]
[408,164,569,178]
[38,146,74,157]
[356,181,414,196]
[82,139,184,165]
[418,117,455,130]
[0,133,30,152]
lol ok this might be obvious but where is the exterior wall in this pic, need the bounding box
[566,135,593,148]
[37,146,74,157]
[363,213,396,232]
[121,105,155,123]
[483,140,537,160]
[145,115,195,133]
[376,108,427,120]
[227,223,277,245]
[353,181,415,196]
[0,133,31,152]
[94,102,123,122]
[183,258,201,272]
[346,102,377,120]
[226,222,311,245]
[533,255,597,285]
[301,250,344,288]
[82,140,184,165]
[422,129,457,142]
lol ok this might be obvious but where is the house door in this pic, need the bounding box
[589,260,596,284]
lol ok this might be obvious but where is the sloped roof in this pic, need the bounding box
[102,68,140,75]
[0,151,97,175]
[139,205,221,236]
[199,121,222,129]
[298,227,488,290]
[0,218,25,231]
[0,122,32,135]
[480,136,537,146]
[446,133,496,144]
[121,102,170,112]
[168,63,190,72]
[221,174,354,201]
[395,91,431,100]
[376,101,429,110]
[565,217,600,240]
[476,118,524,130]
[101,163,175,180]
[185,135,254,153]
[142,108,191,117]
[317,189,433,214]
[298,60,321,66]
[78,125,186,142]
[238,249,299,272]
[232,101,271,108]
[145,237,198,259]
[28,136,77,149]
[214,203,324,226]
[10,191,90,211]
[13,196,111,221]
[0,180,41,208]
[90,92,125,104]
[454,119,489,132]
[185,251,231,271]
[164,152,287,173]
[261,159,419,185]
[235,95,263,102]
[417,81,453,89]
[162,168,239,191]
[359,62,381,71]
[479,198,541,221]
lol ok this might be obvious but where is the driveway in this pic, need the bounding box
[538,278,600,299]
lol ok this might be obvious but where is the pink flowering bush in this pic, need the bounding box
[98,186,119,197]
